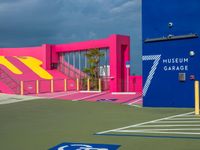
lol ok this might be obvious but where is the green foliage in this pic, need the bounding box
[83,48,104,90]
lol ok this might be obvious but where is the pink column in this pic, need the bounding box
[41,44,51,70]
[109,35,130,92]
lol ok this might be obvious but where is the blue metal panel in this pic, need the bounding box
[142,0,200,107]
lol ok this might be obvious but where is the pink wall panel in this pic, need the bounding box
[129,76,142,92]
[0,81,13,94]
[0,44,50,69]
[54,38,109,52]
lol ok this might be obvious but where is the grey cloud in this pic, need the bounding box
[110,0,136,14]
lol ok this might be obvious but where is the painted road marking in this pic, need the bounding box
[119,128,200,131]
[153,121,200,123]
[49,142,120,150]
[96,111,194,135]
[167,118,200,120]
[137,124,200,127]
[116,130,200,135]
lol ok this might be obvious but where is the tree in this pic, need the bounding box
[83,48,104,90]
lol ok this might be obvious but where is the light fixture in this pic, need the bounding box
[168,22,173,28]
[189,50,195,56]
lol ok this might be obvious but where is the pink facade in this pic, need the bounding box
[0,34,142,93]
[129,76,142,92]
[0,81,12,94]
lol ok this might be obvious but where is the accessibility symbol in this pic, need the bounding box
[49,142,120,150]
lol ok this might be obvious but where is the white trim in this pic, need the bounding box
[111,92,136,95]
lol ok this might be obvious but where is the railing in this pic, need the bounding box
[57,62,87,79]
[21,77,110,95]
[0,65,110,95]
[57,62,110,91]
[0,67,21,94]
[22,78,78,95]
[78,77,110,91]
[21,78,81,95]
[0,67,32,95]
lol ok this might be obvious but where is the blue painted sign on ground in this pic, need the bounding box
[49,142,121,150]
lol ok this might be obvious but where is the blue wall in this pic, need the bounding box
[142,0,200,107]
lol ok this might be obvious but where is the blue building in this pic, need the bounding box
[142,0,200,107]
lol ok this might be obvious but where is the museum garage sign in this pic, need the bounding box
[162,57,189,71]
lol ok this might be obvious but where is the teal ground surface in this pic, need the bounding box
[0,99,199,150]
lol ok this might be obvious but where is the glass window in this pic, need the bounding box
[69,52,73,66]
[80,51,86,71]
[86,50,91,68]
[64,53,69,63]
[75,51,79,69]
[99,49,110,77]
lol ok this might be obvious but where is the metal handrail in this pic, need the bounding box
[0,67,20,94]
[0,66,32,94]
[58,62,87,79]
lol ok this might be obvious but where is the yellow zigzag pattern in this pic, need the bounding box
[15,56,53,80]
[0,56,22,74]
[0,56,53,80]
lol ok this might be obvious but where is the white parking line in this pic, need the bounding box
[155,121,200,123]
[168,118,200,120]
[138,124,200,127]
[116,130,200,135]
[120,128,200,131]
[96,111,194,135]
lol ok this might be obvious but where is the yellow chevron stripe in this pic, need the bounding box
[15,56,53,80]
[0,56,22,74]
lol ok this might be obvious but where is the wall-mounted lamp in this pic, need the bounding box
[189,50,195,56]
[168,22,173,28]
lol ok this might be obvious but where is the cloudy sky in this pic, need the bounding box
[0,0,142,75]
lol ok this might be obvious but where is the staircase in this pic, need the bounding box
[0,67,20,94]
[57,62,87,79]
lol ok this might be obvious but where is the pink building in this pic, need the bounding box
[0,34,142,94]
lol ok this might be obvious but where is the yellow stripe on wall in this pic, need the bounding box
[0,56,22,74]
[16,56,53,80]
